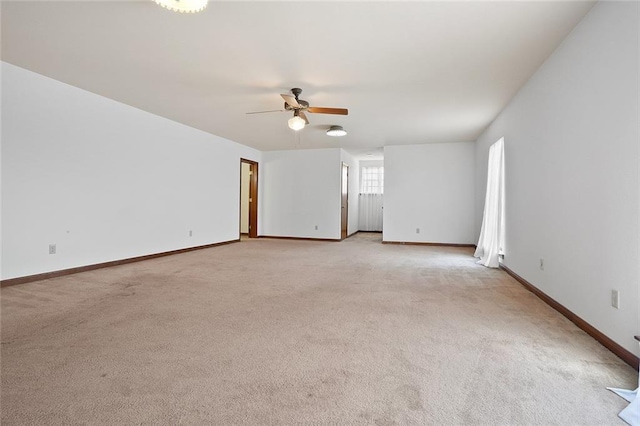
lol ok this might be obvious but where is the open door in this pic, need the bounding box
[341,162,349,239]
[240,159,259,238]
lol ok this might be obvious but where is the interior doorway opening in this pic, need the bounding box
[341,162,349,239]
[240,159,259,239]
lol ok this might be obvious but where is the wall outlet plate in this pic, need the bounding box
[49,244,56,254]
[611,290,620,309]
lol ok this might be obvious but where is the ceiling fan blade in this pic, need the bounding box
[299,111,310,125]
[307,107,348,115]
[246,109,285,115]
[281,94,300,108]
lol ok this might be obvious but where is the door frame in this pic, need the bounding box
[240,159,259,239]
[341,162,349,240]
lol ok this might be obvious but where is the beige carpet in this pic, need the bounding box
[1,233,635,425]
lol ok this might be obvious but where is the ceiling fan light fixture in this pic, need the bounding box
[288,115,306,131]
[153,0,208,13]
[326,125,347,137]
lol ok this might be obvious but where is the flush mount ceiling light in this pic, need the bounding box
[154,0,208,13]
[326,125,347,137]
[288,111,306,131]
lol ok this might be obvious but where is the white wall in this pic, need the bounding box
[261,148,342,239]
[1,62,261,280]
[384,142,475,244]
[340,149,359,236]
[475,1,639,356]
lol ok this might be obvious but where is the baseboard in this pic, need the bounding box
[347,231,359,238]
[0,239,240,288]
[382,241,475,248]
[258,235,341,242]
[500,264,639,370]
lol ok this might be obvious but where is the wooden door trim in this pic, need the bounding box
[240,159,259,239]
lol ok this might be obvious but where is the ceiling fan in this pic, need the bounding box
[247,88,348,131]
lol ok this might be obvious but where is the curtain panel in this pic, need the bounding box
[475,138,505,268]
[359,194,383,231]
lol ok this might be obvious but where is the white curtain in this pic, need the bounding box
[359,194,383,231]
[475,138,505,268]
[608,337,640,426]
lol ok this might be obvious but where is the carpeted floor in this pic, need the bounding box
[1,233,636,425]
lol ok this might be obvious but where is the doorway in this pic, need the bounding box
[240,159,259,239]
[341,162,349,239]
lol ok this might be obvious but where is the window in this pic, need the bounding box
[360,166,384,194]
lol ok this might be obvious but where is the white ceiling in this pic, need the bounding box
[1,0,595,157]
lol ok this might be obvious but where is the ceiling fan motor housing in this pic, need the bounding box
[284,99,309,111]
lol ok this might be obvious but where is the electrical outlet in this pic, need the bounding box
[416,228,420,234]
[49,244,56,255]
[539,258,544,270]
[189,230,193,237]
[611,290,620,309]
[315,225,318,230]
